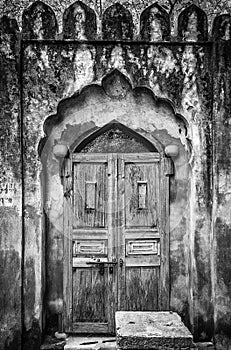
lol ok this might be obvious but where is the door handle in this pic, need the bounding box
[119,258,123,267]
[86,259,117,275]
[86,260,117,266]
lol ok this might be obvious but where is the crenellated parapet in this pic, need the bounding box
[0,1,231,41]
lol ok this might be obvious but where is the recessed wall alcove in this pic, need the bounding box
[40,69,191,334]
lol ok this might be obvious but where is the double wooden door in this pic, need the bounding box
[63,152,170,333]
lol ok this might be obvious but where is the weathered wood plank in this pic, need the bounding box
[125,162,159,228]
[63,157,73,332]
[121,153,160,162]
[72,322,108,333]
[72,268,107,323]
[73,162,107,228]
[125,267,159,311]
[126,255,160,267]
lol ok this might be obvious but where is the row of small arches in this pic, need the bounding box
[0,1,231,41]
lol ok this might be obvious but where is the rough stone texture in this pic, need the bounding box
[64,336,116,350]
[212,40,231,345]
[0,22,22,350]
[116,311,194,349]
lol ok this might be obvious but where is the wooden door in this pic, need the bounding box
[117,154,163,312]
[63,152,170,333]
[70,153,117,333]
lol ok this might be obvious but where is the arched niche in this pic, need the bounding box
[40,70,191,333]
[212,14,231,41]
[73,121,159,153]
[22,1,58,39]
[63,1,97,40]
[178,4,208,41]
[102,3,134,41]
[140,3,170,41]
[0,15,19,34]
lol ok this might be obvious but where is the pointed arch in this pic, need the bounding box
[0,15,19,34]
[63,1,97,40]
[73,121,160,153]
[140,3,170,41]
[22,1,58,39]
[212,14,231,41]
[178,4,208,41]
[102,3,133,40]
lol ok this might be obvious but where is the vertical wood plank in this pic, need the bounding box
[159,158,170,310]
[117,155,126,310]
[107,153,117,332]
[72,268,107,322]
[125,267,159,311]
[63,156,73,332]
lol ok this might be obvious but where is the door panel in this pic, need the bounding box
[118,154,161,312]
[125,267,159,311]
[73,161,107,228]
[125,162,159,228]
[72,267,108,322]
[71,154,116,333]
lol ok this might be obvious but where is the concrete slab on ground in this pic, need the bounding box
[116,311,194,349]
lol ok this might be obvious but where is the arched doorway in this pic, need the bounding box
[62,122,172,334]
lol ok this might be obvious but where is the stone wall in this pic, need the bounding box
[0,1,231,349]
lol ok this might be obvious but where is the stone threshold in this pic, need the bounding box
[40,336,116,350]
[40,336,215,350]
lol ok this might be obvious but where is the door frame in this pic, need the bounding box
[62,127,173,333]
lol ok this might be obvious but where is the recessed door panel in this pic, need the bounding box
[125,267,159,311]
[72,267,108,323]
[73,161,107,228]
[124,161,159,228]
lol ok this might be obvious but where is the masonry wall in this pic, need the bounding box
[0,1,231,349]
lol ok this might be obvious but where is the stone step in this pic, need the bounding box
[64,336,116,350]
[116,311,195,350]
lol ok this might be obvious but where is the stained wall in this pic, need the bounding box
[0,1,231,349]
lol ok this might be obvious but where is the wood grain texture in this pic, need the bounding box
[72,268,108,322]
[63,157,73,332]
[125,162,159,228]
[125,267,159,311]
[73,160,107,228]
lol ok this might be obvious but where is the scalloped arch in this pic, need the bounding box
[40,69,188,157]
